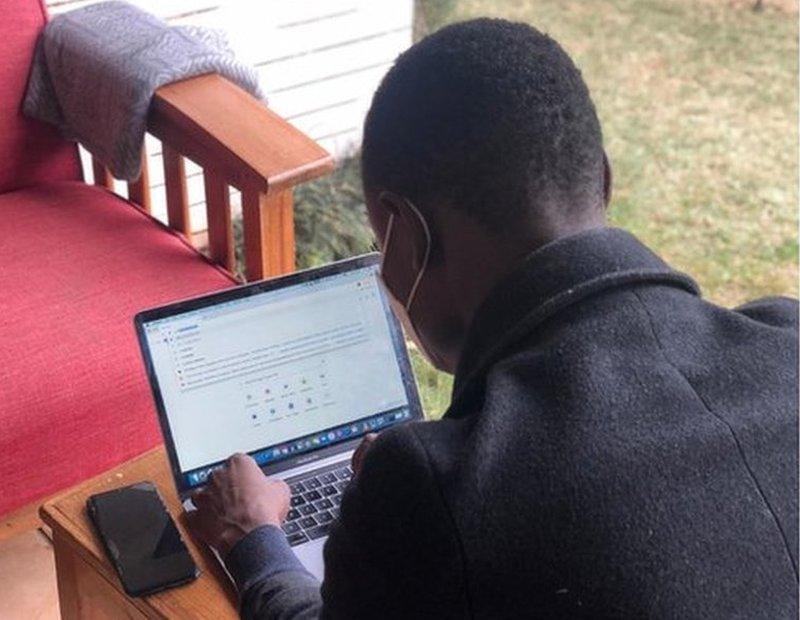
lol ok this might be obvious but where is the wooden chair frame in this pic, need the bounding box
[0,74,335,538]
[91,73,335,281]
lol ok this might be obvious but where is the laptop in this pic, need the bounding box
[134,253,423,580]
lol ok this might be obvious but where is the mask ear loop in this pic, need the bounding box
[379,213,395,275]
[403,199,431,313]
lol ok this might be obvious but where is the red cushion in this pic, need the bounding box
[0,182,237,514]
[0,0,81,193]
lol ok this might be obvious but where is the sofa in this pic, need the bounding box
[0,0,332,516]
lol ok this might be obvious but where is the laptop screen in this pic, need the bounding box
[138,259,417,490]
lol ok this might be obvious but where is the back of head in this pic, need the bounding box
[362,18,605,235]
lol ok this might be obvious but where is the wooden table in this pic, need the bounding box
[40,447,238,619]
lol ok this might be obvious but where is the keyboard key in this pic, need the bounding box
[320,472,337,484]
[287,509,300,521]
[299,504,317,516]
[332,495,342,506]
[316,510,333,524]
[289,482,306,494]
[314,498,333,510]
[304,490,322,502]
[300,516,317,529]
[287,532,309,546]
[333,481,347,493]
[336,467,352,480]
[322,485,337,497]
[291,496,306,507]
[282,521,300,535]
[306,523,331,540]
[305,477,322,489]
[330,507,340,519]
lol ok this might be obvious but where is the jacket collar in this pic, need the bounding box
[446,227,700,418]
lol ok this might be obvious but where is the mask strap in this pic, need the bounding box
[379,213,396,275]
[403,199,431,313]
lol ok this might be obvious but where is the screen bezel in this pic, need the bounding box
[134,253,424,498]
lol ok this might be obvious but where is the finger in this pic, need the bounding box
[191,490,210,510]
[185,508,212,543]
[352,433,379,476]
[208,465,230,490]
[270,478,291,498]
[224,453,252,480]
[228,452,245,466]
[231,452,260,474]
[352,444,365,474]
[192,489,219,513]
[184,508,200,532]
[266,479,292,520]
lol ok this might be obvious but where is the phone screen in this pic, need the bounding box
[88,482,198,596]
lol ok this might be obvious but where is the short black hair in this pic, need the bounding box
[361,18,604,232]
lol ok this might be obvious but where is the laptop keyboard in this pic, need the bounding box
[281,462,353,546]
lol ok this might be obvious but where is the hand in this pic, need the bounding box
[187,453,290,557]
[352,433,378,476]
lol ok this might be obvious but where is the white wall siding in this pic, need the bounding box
[45,0,413,232]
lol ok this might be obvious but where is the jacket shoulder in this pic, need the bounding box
[735,296,798,330]
[357,422,433,491]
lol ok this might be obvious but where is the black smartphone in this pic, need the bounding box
[87,481,199,597]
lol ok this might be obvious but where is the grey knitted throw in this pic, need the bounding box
[23,1,264,181]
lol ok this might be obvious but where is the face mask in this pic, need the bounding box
[378,199,444,369]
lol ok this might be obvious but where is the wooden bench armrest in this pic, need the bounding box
[91,73,336,281]
[148,74,334,196]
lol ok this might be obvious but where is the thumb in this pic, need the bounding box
[352,433,378,476]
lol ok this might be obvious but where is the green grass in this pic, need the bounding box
[242,0,799,420]
[418,0,799,308]
[409,346,454,416]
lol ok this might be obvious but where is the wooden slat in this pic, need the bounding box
[234,0,408,66]
[162,144,191,236]
[203,170,234,270]
[257,29,409,93]
[242,189,295,281]
[317,128,361,160]
[90,157,113,190]
[266,62,391,120]
[127,150,152,213]
[150,75,333,196]
[285,99,364,146]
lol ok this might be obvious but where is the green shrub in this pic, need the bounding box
[293,156,375,269]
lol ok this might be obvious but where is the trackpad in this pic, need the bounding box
[293,537,326,581]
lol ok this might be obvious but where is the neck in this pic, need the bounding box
[439,217,606,367]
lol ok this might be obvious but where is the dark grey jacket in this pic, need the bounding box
[226,227,799,619]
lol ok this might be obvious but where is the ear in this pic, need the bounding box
[602,150,613,209]
[379,191,431,273]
